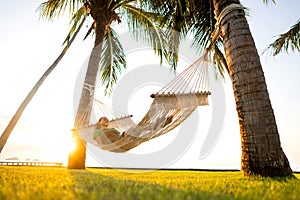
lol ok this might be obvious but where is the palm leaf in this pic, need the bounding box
[37,0,81,19]
[162,7,191,70]
[165,30,180,70]
[211,42,228,79]
[110,0,136,10]
[99,28,126,95]
[83,22,95,41]
[63,5,88,47]
[142,0,193,69]
[189,0,215,51]
[262,0,276,4]
[265,19,300,56]
[121,4,167,64]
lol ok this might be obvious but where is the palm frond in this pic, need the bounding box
[262,0,276,4]
[99,28,126,95]
[122,4,167,64]
[111,0,136,10]
[189,0,231,80]
[210,42,228,79]
[143,0,194,69]
[37,0,81,19]
[166,30,180,70]
[161,11,191,70]
[83,22,95,40]
[190,0,214,51]
[63,5,88,47]
[265,19,300,56]
[139,0,168,13]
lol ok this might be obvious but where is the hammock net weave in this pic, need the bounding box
[77,53,211,153]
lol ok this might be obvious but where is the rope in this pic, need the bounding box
[154,52,210,97]
[93,98,132,122]
[209,4,245,49]
[93,98,115,119]
[76,98,93,129]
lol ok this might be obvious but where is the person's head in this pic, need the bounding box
[98,117,110,128]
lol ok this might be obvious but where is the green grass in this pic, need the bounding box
[0,167,299,200]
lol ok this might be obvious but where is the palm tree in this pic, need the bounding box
[149,0,292,177]
[0,8,87,154]
[266,19,300,56]
[211,0,292,177]
[39,0,167,169]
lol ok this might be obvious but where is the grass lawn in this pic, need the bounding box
[0,166,299,200]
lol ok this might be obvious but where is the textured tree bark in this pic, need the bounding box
[213,0,292,177]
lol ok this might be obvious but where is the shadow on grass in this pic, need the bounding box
[68,169,230,200]
[246,173,299,182]
[269,174,299,182]
[70,168,300,200]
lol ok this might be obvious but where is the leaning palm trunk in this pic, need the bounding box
[67,44,103,169]
[0,18,86,154]
[213,0,292,177]
[68,10,110,169]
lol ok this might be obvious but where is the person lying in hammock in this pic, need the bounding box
[93,117,125,145]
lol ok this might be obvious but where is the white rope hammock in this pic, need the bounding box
[76,52,211,153]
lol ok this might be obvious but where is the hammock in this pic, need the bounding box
[77,53,211,153]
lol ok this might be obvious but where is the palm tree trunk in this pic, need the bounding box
[213,0,292,177]
[68,9,109,169]
[0,18,85,154]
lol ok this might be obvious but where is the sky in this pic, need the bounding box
[0,0,299,171]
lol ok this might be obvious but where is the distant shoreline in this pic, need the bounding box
[0,161,63,167]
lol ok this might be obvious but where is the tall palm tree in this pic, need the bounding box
[211,0,292,177]
[0,7,87,154]
[149,0,292,177]
[39,0,167,169]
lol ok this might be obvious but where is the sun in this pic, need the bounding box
[63,134,76,153]
[37,130,76,164]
